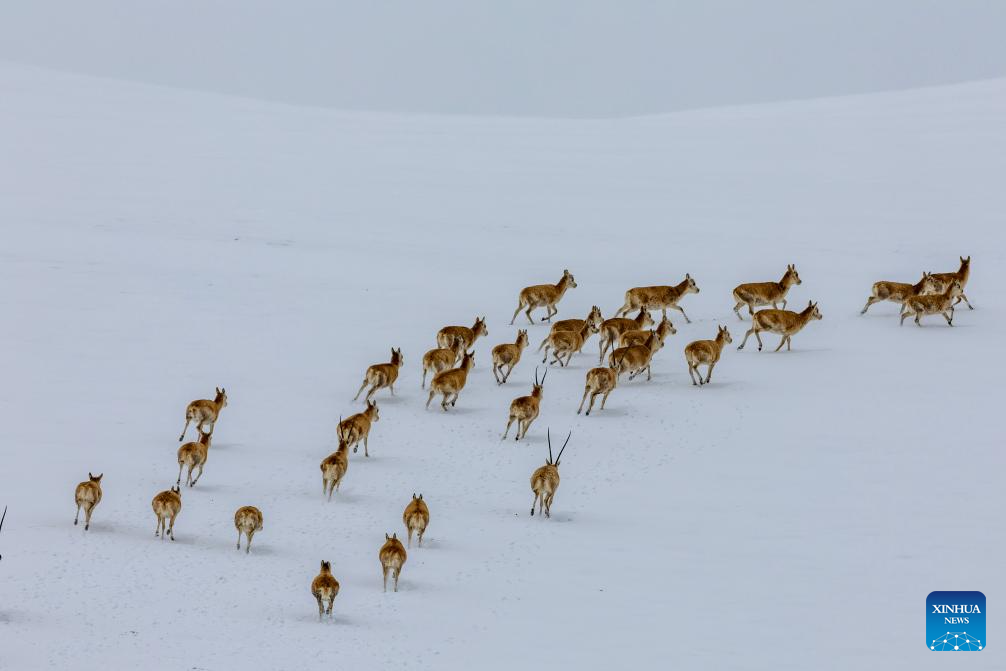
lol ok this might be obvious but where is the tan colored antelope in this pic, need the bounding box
[901,280,962,327]
[510,269,577,324]
[73,472,103,531]
[619,315,676,348]
[926,256,972,309]
[541,320,599,367]
[537,306,604,351]
[861,272,935,315]
[609,331,663,381]
[426,351,475,411]
[311,560,340,620]
[234,505,263,554]
[530,430,569,518]
[421,338,466,389]
[337,402,379,457]
[598,309,654,363]
[178,387,227,441]
[152,485,182,541]
[733,265,802,319]
[577,364,618,416]
[738,301,822,352]
[353,348,404,402]
[684,326,733,386]
[176,430,212,487]
[502,368,546,441]
[437,317,488,351]
[402,493,430,548]
[320,437,349,501]
[379,533,407,592]
[616,275,700,322]
[491,329,529,384]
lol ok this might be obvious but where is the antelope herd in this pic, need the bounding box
[60,258,972,620]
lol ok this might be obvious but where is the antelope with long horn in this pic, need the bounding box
[510,269,577,325]
[901,279,962,327]
[379,533,407,592]
[537,306,603,351]
[502,367,546,441]
[491,329,529,384]
[684,325,733,386]
[353,348,404,402]
[738,301,822,352]
[597,309,654,364]
[337,402,379,457]
[732,265,802,319]
[577,364,618,416]
[615,274,700,322]
[311,560,340,620]
[234,505,263,554]
[437,317,488,351]
[426,351,475,411]
[531,429,569,518]
[421,337,466,389]
[402,493,430,548]
[926,256,972,309]
[178,387,227,441]
[861,272,935,315]
[74,472,103,531]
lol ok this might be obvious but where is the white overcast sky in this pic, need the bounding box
[2,0,1004,117]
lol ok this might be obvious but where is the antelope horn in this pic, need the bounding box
[541,368,548,385]
[534,366,539,386]
[555,431,572,464]
[547,428,553,463]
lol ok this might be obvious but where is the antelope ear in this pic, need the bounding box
[221,388,226,394]
[97,473,103,480]
[418,493,423,500]
[685,273,691,279]
[89,472,94,479]
[216,387,221,394]
[386,533,390,540]
[392,533,398,540]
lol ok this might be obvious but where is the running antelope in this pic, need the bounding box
[234,505,263,554]
[510,269,577,324]
[577,364,618,416]
[541,320,599,367]
[901,280,962,327]
[537,306,604,351]
[491,329,529,384]
[598,309,655,363]
[861,272,935,315]
[311,560,340,620]
[176,430,212,487]
[733,265,802,319]
[739,301,822,352]
[927,256,972,309]
[421,338,466,389]
[502,368,546,441]
[609,331,663,381]
[619,315,676,348]
[73,472,103,531]
[178,387,227,441]
[353,348,404,402]
[437,317,488,351]
[616,275,700,322]
[684,326,733,386]
[152,485,182,541]
[379,533,407,592]
[426,351,475,411]
[337,402,379,457]
[320,437,349,501]
[530,430,569,518]
[402,494,430,548]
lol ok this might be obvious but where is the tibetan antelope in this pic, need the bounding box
[234,505,263,554]
[732,265,802,319]
[541,320,599,367]
[861,272,935,315]
[152,485,182,541]
[684,326,732,386]
[510,269,577,324]
[402,494,430,548]
[530,429,569,518]
[421,338,466,389]
[320,437,350,501]
[901,280,962,327]
[491,329,529,384]
[176,430,212,487]
[616,275,700,322]
[379,533,407,592]
[577,364,618,415]
[311,560,340,620]
[353,348,404,402]
[598,309,654,363]
[502,368,546,441]
[73,472,103,531]
[337,402,379,457]
[537,306,604,351]
[927,256,972,309]
[739,301,822,352]
[437,317,488,351]
[178,387,227,441]
[609,331,663,381]
[619,315,676,348]
[426,351,475,411]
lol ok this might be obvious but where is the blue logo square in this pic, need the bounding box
[927,591,985,651]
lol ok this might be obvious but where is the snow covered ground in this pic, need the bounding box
[1,63,1004,669]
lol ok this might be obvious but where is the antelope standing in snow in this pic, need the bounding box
[178,387,227,441]
[530,430,569,518]
[152,485,182,541]
[337,402,379,457]
[402,494,430,548]
[502,368,546,441]
[176,430,212,487]
[491,329,529,384]
[537,306,603,351]
[73,472,103,531]
[577,364,618,415]
[379,533,407,592]
[738,301,822,352]
[311,560,340,620]
[861,272,935,315]
[541,320,599,367]
[510,269,577,324]
[732,265,802,318]
[353,348,404,402]
[901,280,962,327]
[609,331,663,381]
[598,309,654,363]
[619,315,676,348]
[926,256,972,309]
[234,505,263,554]
[426,351,475,411]
[320,434,349,500]
[421,338,466,389]
[684,326,732,386]
[437,317,488,351]
[616,275,700,322]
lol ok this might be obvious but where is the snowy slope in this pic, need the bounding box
[1,63,1004,670]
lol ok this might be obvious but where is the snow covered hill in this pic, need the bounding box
[1,63,1004,670]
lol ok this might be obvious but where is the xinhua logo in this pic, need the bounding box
[927,591,985,651]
